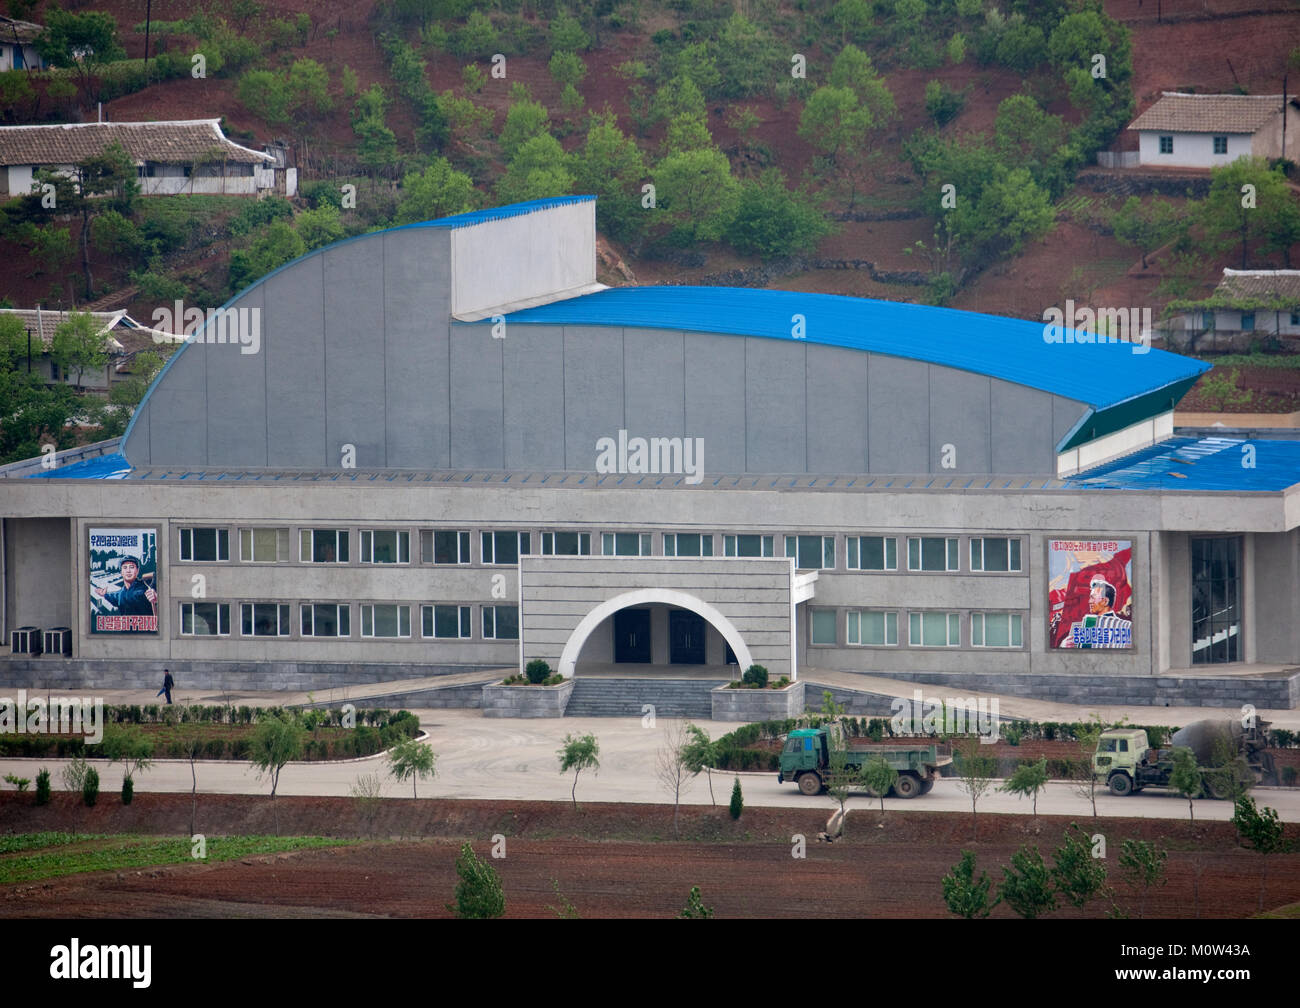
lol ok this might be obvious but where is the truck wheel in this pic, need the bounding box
[918,778,935,795]
[1108,773,1133,797]
[797,772,822,796]
[1205,774,1231,800]
[893,772,922,799]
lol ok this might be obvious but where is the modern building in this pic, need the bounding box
[1128,92,1300,169]
[2,196,1298,709]
[0,119,295,198]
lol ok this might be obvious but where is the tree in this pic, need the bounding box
[860,755,898,815]
[295,204,344,251]
[1051,823,1108,912]
[1118,838,1167,919]
[726,168,833,261]
[1199,158,1300,269]
[51,311,108,392]
[1232,795,1288,913]
[499,90,550,160]
[352,85,398,175]
[729,776,743,820]
[99,723,154,805]
[1169,746,1201,822]
[656,720,694,837]
[447,841,505,918]
[248,710,304,797]
[236,69,290,126]
[287,58,333,125]
[1000,844,1056,919]
[388,737,437,798]
[1000,757,1049,819]
[1069,714,1109,819]
[229,220,306,291]
[654,147,739,244]
[558,733,599,809]
[496,133,573,205]
[1112,196,1184,269]
[572,112,648,244]
[395,158,476,225]
[35,7,126,102]
[680,885,713,918]
[953,737,997,839]
[942,850,1000,918]
[548,50,586,90]
[680,723,716,805]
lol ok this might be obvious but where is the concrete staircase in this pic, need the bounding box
[565,677,727,718]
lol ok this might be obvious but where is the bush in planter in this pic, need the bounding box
[526,659,553,685]
[742,664,769,689]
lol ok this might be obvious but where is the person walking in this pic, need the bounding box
[157,668,174,705]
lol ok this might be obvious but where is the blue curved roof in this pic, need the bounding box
[391,195,594,231]
[503,286,1208,412]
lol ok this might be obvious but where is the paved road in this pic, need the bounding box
[3,709,1296,822]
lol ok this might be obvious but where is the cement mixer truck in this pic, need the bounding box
[1093,718,1276,799]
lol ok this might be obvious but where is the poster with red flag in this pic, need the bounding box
[1048,540,1133,650]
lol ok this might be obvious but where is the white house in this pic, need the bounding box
[0,15,46,72]
[1128,92,1300,169]
[0,119,295,198]
[1164,269,1300,352]
[0,308,172,390]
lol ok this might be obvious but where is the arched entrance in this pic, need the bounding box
[558,588,753,679]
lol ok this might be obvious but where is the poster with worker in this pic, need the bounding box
[88,527,159,634]
[1048,539,1133,649]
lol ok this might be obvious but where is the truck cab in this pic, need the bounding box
[1093,728,1150,796]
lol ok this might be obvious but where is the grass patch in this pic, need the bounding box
[1193,353,1300,369]
[0,833,357,884]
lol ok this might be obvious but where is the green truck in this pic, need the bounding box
[1092,719,1276,798]
[778,727,953,798]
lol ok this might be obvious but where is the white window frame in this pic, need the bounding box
[908,536,959,572]
[723,534,774,557]
[424,529,471,565]
[810,608,838,645]
[481,530,531,565]
[240,602,292,637]
[540,532,591,556]
[179,527,229,562]
[301,603,350,638]
[239,527,288,563]
[785,535,835,570]
[969,536,1022,573]
[179,601,230,636]
[300,528,349,563]
[360,529,410,564]
[361,603,411,638]
[482,604,520,640]
[908,611,961,647]
[422,604,472,640]
[846,610,898,647]
[971,612,1023,648]
[846,535,897,571]
[663,532,714,557]
[602,532,653,557]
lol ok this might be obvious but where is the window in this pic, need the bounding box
[908,537,959,571]
[482,605,519,640]
[663,533,713,557]
[1240,311,1255,332]
[423,530,470,565]
[481,531,531,564]
[240,528,288,563]
[1212,135,1227,155]
[846,536,897,571]
[908,611,960,647]
[361,604,411,638]
[179,527,228,562]
[785,535,835,569]
[1158,135,1173,154]
[180,602,229,636]
[1202,311,1215,331]
[810,609,837,645]
[1192,537,1240,664]
[540,532,591,555]
[301,529,348,563]
[971,612,1023,647]
[301,604,349,638]
[1291,312,1299,327]
[360,530,410,564]
[846,610,898,646]
[724,534,774,557]
[241,603,291,637]
[602,533,652,556]
[970,537,1021,572]
[422,604,472,639]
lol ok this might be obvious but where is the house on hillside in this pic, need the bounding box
[0,15,47,71]
[0,307,172,391]
[0,119,297,198]
[1128,92,1300,169]
[1163,269,1300,352]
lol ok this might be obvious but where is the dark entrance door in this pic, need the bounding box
[614,608,651,663]
[669,609,707,665]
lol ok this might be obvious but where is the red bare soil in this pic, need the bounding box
[2,792,1297,918]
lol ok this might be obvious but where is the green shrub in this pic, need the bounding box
[729,777,743,819]
[121,776,134,805]
[4,774,30,791]
[742,664,769,689]
[35,768,51,805]
[526,658,553,685]
[83,767,100,807]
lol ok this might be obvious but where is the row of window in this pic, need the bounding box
[1156,135,1230,155]
[810,609,1025,649]
[176,526,1024,573]
[179,602,519,640]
